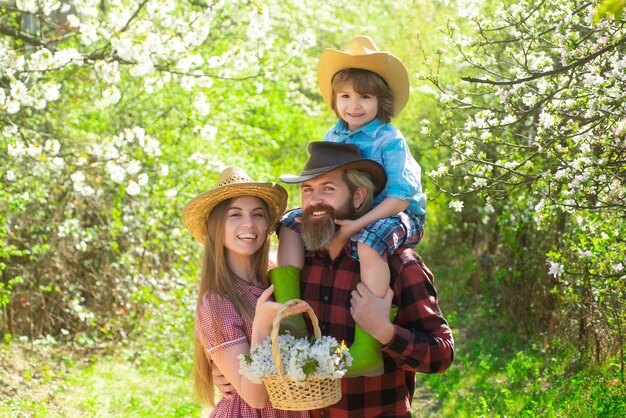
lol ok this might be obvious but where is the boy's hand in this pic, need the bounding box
[334,218,363,242]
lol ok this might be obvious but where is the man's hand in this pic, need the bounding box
[212,366,235,399]
[350,283,395,345]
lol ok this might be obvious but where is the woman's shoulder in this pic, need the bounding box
[198,291,236,317]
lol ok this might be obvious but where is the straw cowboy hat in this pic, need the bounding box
[279,142,387,195]
[183,167,288,244]
[317,35,410,117]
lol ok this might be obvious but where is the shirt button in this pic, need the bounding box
[323,295,329,301]
[328,265,333,270]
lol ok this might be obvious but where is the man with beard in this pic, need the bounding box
[272,141,454,417]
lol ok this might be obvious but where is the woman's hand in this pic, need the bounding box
[250,285,310,347]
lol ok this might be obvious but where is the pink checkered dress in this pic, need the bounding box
[195,280,310,418]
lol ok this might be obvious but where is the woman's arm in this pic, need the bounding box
[208,286,275,409]
[209,286,310,409]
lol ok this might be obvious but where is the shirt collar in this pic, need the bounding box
[335,118,385,138]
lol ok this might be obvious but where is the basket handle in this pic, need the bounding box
[270,299,321,377]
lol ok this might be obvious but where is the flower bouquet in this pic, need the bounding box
[239,300,351,411]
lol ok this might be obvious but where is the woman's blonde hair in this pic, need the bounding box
[193,197,271,407]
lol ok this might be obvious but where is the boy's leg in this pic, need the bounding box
[277,226,304,270]
[357,243,390,298]
[346,243,391,377]
[270,225,307,337]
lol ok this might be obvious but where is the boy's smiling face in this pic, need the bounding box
[335,85,379,131]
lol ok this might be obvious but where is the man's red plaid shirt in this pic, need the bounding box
[301,245,454,417]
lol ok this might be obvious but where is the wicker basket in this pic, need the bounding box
[262,299,342,411]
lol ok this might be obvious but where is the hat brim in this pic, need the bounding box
[279,159,387,196]
[318,49,410,117]
[183,182,288,244]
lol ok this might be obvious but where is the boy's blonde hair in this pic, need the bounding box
[331,68,394,124]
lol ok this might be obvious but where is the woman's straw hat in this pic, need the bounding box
[317,35,410,117]
[183,167,288,244]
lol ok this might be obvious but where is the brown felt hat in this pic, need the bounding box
[183,167,288,244]
[279,142,387,195]
[318,35,410,117]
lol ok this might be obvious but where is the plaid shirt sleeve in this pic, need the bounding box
[382,248,454,373]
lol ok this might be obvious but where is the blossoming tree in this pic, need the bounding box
[0,0,345,341]
[423,0,625,365]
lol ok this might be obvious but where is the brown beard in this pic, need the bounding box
[301,200,356,251]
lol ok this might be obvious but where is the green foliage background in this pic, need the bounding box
[1,0,625,416]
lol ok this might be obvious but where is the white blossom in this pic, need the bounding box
[200,124,218,141]
[100,86,121,107]
[449,200,464,212]
[137,173,149,186]
[126,181,141,196]
[125,160,142,175]
[194,92,211,116]
[71,171,86,183]
[239,333,351,384]
[6,99,20,114]
[16,0,38,13]
[106,162,126,183]
[94,61,121,83]
[548,261,564,278]
[44,139,61,155]
[10,80,30,104]
[26,144,42,157]
[52,157,65,168]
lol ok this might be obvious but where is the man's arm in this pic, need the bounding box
[354,249,454,374]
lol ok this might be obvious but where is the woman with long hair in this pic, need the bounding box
[183,167,310,417]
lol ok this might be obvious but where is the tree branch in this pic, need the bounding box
[462,35,626,85]
[0,24,45,47]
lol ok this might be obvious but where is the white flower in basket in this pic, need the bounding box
[239,300,352,411]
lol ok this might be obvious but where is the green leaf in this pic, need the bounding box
[594,0,626,24]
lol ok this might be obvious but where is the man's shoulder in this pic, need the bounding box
[388,248,434,283]
[388,247,423,266]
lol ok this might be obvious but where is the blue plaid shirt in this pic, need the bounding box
[323,118,426,217]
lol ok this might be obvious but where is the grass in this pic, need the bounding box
[60,357,200,417]
[414,318,626,417]
[0,343,201,418]
[2,267,624,417]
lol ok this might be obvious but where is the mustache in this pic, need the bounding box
[302,204,336,219]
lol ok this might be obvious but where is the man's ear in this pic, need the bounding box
[352,185,368,209]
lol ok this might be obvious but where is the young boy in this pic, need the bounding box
[272,36,426,377]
